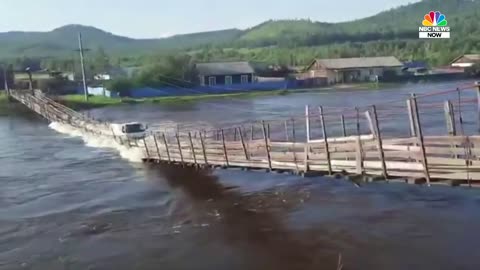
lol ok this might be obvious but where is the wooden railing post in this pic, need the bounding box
[238,127,249,161]
[262,120,273,171]
[221,129,229,167]
[234,128,238,141]
[143,138,150,159]
[444,100,457,136]
[188,132,198,166]
[407,99,417,137]
[305,105,311,142]
[371,105,388,180]
[365,110,376,136]
[476,82,480,132]
[153,134,162,160]
[284,120,289,141]
[292,118,296,142]
[355,137,364,175]
[175,133,184,163]
[341,114,347,137]
[251,125,254,141]
[411,94,431,186]
[199,131,208,166]
[355,107,361,136]
[319,106,332,175]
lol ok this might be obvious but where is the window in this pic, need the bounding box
[241,75,249,84]
[369,69,374,75]
[208,76,216,86]
[225,76,233,85]
[200,76,205,86]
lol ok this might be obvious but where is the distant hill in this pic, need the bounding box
[0,25,242,58]
[0,0,478,59]
[237,0,480,47]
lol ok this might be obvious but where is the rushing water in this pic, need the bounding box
[2,81,480,270]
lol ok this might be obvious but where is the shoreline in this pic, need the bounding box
[58,82,385,110]
[0,82,390,113]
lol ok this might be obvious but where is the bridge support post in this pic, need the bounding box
[340,114,347,137]
[221,129,229,167]
[188,132,198,166]
[162,133,171,162]
[406,99,417,137]
[411,94,431,186]
[444,100,457,136]
[238,127,249,161]
[305,105,311,142]
[153,134,162,160]
[476,82,480,133]
[262,121,272,171]
[319,106,332,175]
[371,105,388,181]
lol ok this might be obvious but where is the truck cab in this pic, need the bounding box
[111,122,148,140]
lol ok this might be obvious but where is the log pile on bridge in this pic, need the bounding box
[8,83,480,187]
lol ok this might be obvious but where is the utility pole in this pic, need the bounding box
[78,32,88,101]
[3,66,9,98]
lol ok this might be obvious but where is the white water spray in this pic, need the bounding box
[49,122,145,163]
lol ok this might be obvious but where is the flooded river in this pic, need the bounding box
[2,81,480,269]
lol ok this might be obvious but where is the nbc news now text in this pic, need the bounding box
[419,26,451,39]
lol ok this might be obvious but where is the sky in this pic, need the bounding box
[0,0,419,38]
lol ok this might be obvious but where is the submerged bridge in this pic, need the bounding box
[8,83,480,187]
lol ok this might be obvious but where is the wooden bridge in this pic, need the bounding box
[8,83,480,187]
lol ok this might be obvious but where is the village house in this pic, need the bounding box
[304,56,403,85]
[451,54,480,68]
[195,61,255,86]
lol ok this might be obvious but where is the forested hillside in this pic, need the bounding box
[1,0,479,70]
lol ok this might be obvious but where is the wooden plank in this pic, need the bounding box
[238,127,249,160]
[308,134,374,144]
[412,95,431,186]
[319,106,332,175]
[371,105,388,180]
[221,129,229,166]
[262,120,273,171]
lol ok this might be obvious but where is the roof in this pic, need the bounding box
[196,61,255,76]
[403,61,428,69]
[310,56,403,70]
[451,54,480,64]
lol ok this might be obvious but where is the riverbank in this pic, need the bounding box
[58,89,294,110]
[0,92,8,115]
[58,82,387,110]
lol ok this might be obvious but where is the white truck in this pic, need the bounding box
[110,122,148,145]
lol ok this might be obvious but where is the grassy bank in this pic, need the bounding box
[59,83,389,110]
[59,89,295,110]
[0,92,8,115]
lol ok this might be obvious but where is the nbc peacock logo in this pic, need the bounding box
[422,11,448,27]
[419,11,451,39]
